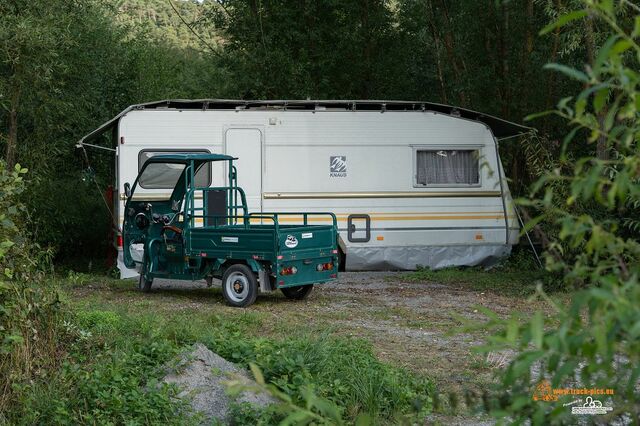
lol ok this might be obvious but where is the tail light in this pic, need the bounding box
[316,262,334,271]
[281,266,298,276]
[117,234,123,248]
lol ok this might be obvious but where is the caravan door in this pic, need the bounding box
[224,127,263,213]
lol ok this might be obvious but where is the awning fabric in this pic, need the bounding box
[78,99,533,147]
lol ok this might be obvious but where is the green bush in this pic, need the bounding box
[4,306,192,424]
[12,342,190,425]
[0,166,171,424]
[0,162,61,417]
[475,2,640,423]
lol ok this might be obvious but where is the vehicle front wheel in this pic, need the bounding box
[138,250,153,293]
[138,261,153,293]
[222,264,258,307]
[281,284,314,300]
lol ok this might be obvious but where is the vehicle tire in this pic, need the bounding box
[138,260,153,293]
[222,264,258,307]
[281,284,314,300]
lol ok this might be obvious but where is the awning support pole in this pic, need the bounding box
[493,138,510,245]
[76,142,116,152]
[514,206,544,269]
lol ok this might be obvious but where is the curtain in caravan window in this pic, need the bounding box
[416,150,479,185]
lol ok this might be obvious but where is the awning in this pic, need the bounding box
[77,99,534,148]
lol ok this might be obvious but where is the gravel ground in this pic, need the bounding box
[149,271,544,395]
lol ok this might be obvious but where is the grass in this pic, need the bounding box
[3,274,435,425]
[6,306,193,425]
[5,254,559,425]
[401,267,549,296]
[401,248,557,297]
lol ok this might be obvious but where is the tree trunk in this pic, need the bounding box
[425,4,447,103]
[5,86,20,168]
[512,0,534,191]
[358,0,373,99]
[433,37,447,104]
[498,2,510,118]
[585,14,609,160]
[521,0,534,106]
[437,0,467,105]
[544,0,562,135]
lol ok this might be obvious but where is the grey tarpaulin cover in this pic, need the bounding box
[346,244,512,270]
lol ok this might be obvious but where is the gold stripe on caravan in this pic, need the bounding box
[277,211,505,218]
[194,214,509,224]
[275,215,507,221]
[263,191,502,199]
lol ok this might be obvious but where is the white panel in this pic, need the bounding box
[224,128,262,212]
[115,108,517,251]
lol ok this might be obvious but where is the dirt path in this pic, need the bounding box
[135,272,544,394]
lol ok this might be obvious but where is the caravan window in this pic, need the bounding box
[415,149,480,186]
[138,150,211,189]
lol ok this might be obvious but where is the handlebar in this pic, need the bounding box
[161,225,183,236]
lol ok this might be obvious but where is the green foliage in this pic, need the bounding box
[227,363,349,425]
[0,0,228,262]
[193,318,434,421]
[75,309,122,334]
[114,0,219,51]
[13,340,189,424]
[0,162,30,279]
[403,249,553,297]
[6,299,433,424]
[476,1,640,423]
[0,162,61,417]
[227,400,285,425]
[203,0,399,99]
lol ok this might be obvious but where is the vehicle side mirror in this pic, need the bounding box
[124,182,132,198]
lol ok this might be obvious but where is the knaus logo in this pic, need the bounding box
[330,156,347,177]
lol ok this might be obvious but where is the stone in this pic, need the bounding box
[163,343,277,424]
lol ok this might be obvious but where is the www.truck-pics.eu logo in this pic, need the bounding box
[330,156,347,177]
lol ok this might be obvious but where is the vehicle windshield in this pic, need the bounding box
[138,162,186,190]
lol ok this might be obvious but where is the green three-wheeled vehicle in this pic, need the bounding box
[122,153,339,307]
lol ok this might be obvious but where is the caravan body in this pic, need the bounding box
[81,100,524,275]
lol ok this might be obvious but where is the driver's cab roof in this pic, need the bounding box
[145,153,237,164]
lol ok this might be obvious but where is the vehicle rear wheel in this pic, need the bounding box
[222,264,258,307]
[281,284,314,300]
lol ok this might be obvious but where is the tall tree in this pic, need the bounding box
[203,0,399,99]
[0,0,75,168]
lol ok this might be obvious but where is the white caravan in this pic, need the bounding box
[78,100,529,276]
